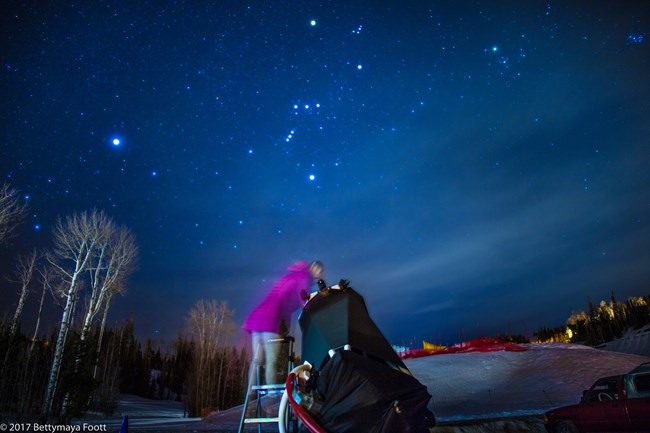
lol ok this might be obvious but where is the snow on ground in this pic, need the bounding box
[69,333,650,432]
[407,342,649,422]
[596,324,650,357]
[203,341,649,431]
[73,394,215,431]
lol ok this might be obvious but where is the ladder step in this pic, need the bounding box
[252,384,286,391]
[243,417,280,423]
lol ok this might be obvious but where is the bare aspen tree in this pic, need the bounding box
[77,226,137,400]
[214,302,236,406]
[14,262,52,417]
[0,250,38,404]
[7,250,39,341]
[0,182,28,244]
[80,224,137,344]
[61,217,138,417]
[41,210,110,418]
[30,265,52,358]
[186,299,235,416]
[1,250,38,380]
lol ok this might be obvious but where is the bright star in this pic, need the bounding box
[310,20,317,26]
[357,64,363,70]
[309,174,316,181]
[112,138,121,146]
[628,34,644,43]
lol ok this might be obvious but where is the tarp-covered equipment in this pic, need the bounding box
[283,279,435,433]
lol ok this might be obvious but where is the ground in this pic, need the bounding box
[69,327,650,432]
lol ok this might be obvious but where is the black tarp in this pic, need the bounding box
[297,283,435,433]
[299,286,407,371]
[302,350,435,433]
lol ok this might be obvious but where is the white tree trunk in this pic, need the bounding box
[41,276,78,417]
[2,251,37,377]
[93,291,114,380]
[30,269,51,358]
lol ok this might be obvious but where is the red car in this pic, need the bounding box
[544,363,650,432]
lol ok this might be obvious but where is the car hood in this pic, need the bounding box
[545,403,581,419]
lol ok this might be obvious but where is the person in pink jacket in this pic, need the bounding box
[243,260,324,385]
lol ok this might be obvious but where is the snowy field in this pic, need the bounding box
[69,329,650,432]
[408,342,649,422]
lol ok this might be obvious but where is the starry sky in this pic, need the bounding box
[1,1,649,348]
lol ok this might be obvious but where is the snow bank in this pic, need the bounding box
[405,342,650,421]
[597,324,650,357]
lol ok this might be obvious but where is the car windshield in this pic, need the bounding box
[633,373,650,393]
[588,378,619,402]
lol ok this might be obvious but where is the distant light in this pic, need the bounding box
[316,103,320,108]
[309,174,316,181]
[34,224,41,231]
[151,171,157,176]
[305,104,310,109]
[357,64,363,70]
[491,46,498,52]
[112,138,121,146]
[310,20,317,26]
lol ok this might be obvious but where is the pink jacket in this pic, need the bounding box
[242,261,312,334]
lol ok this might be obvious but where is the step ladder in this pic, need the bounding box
[238,336,295,433]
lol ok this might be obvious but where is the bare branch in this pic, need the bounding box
[0,182,28,244]
[10,250,38,328]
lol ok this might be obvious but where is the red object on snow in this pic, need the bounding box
[398,337,528,359]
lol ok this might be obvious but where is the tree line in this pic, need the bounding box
[533,293,650,345]
[0,182,251,421]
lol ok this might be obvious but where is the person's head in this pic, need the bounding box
[309,260,325,280]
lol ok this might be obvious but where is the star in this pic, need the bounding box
[628,34,644,44]
[310,20,317,27]
[112,138,121,146]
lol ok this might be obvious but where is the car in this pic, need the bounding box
[544,362,650,432]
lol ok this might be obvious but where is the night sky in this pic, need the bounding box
[2,1,649,348]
